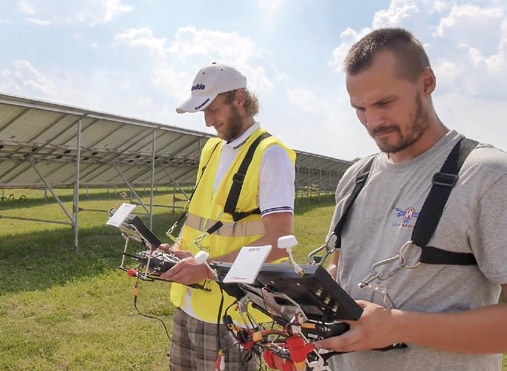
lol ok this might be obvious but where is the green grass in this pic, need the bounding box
[0,190,337,370]
[0,190,505,370]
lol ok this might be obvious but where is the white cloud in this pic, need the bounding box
[434,4,503,53]
[430,3,507,98]
[168,27,265,65]
[112,28,167,56]
[0,60,55,96]
[433,0,452,13]
[17,0,132,25]
[372,0,421,28]
[330,27,370,73]
[115,26,275,94]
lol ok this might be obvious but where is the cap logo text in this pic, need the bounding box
[191,83,205,91]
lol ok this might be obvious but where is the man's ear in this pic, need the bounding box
[420,67,436,95]
[234,88,247,107]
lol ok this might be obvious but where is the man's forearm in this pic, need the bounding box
[393,302,507,354]
[316,288,507,354]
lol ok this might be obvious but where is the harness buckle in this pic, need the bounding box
[232,173,245,183]
[432,172,458,187]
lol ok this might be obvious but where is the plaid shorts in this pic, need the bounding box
[169,307,259,371]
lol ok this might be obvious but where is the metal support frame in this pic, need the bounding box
[0,158,76,228]
[0,120,83,249]
[161,167,190,213]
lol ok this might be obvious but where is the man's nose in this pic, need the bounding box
[364,107,385,130]
[204,112,214,127]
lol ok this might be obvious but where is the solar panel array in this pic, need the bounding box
[0,93,352,191]
[0,92,353,247]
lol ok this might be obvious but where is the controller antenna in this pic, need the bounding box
[194,251,219,278]
[278,235,305,276]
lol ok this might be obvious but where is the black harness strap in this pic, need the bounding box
[334,156,376,249]
[333,138,479,265]
[223,132,272,221]
[416,138,478,265]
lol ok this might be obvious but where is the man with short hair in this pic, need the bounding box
[315,28,507,370]
[160,63,296,371]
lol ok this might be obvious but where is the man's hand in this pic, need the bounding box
[158,243,194,260]
[158,242,184,253]
[315,300,401,352]
[159,254,210,285]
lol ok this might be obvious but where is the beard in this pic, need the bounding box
[221,105,244,142]
[371,93,429,154]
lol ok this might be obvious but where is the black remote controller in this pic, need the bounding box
[130,250,180,273]
[301,321,350,341]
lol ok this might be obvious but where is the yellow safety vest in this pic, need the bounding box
[170,127,296,323]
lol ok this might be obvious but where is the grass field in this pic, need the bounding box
[0,189,505,370]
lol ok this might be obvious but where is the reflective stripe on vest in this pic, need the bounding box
[185,213,266,237]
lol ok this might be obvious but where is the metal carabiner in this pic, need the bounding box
[192,213,226,252]
[193,232,210,252]
[358,253,401,288]
[165,205,189,243]
[358,271,380,288]
[165,220,181,243]
[307,243,329,265]
[307,233,336,265]
[358,240,422,289]
[398,240,421,269]
[371,254,402,280]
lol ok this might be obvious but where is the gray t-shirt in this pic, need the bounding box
[327,130,507,370]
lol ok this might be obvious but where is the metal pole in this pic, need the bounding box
[150,130,156,229]
[319,169,322,203]
[295,166,299,207]
[73,119,82,251]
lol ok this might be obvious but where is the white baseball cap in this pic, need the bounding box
[176,63,247,114]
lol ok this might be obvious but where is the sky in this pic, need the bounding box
[0,0,506,161]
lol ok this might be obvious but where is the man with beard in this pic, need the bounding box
[315,28,507,370]
[159,63,296,370]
